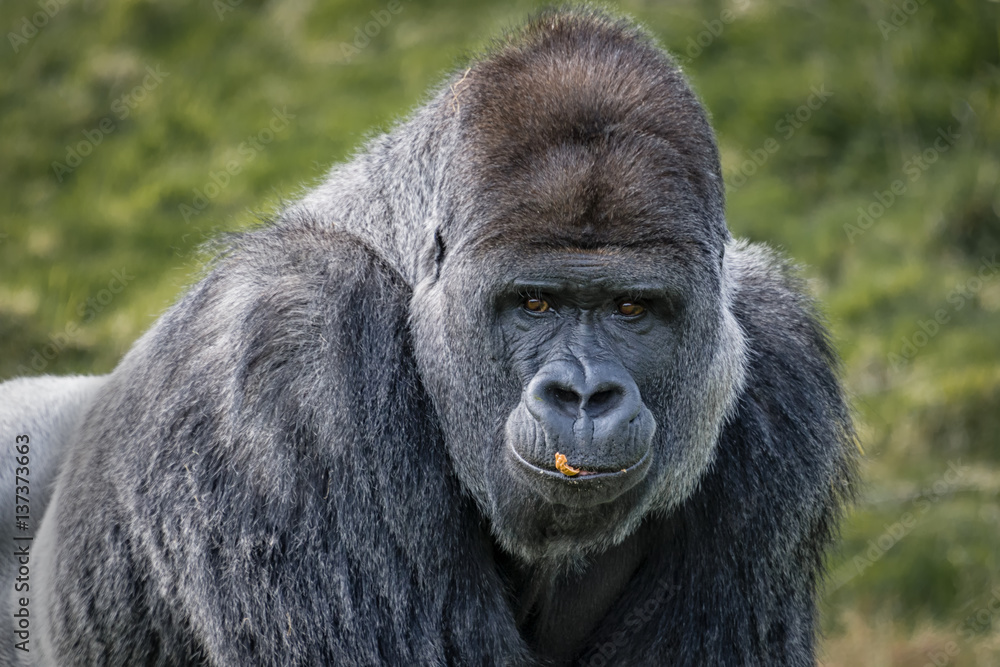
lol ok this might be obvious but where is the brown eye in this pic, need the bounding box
[524,297,550,313]
[617,301,645,317]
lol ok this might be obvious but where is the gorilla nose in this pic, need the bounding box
[526,360,642,434]
[542,381,625,420]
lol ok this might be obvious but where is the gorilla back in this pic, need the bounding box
[25,8,857,666]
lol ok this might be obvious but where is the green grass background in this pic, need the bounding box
[1,0,997,663]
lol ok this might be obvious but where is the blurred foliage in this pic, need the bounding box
[0,0,998,663]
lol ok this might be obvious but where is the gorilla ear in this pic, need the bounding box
[418,224,447,283]
[434,228,447,277]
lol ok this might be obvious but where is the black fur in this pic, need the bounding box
[26,8,856,666]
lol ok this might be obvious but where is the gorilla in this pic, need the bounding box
[2,8,857,666]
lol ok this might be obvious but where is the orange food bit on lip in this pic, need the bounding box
[554,452,581,477]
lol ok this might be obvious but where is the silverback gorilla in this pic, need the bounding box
[7,8,858,666]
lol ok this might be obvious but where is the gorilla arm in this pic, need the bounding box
[33,219,529,666]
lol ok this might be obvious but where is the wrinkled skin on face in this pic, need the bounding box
[413,237,746,565]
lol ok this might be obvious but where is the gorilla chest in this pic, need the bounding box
[496,525,652,664]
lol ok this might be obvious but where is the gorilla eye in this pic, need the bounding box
[617,301,645,317]
[524,297,551,313]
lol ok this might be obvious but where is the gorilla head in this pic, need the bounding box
[411,14,748,563]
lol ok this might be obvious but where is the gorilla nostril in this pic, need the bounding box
[588,389,616,407]
[585,388,623,417]
[548,386,581,411]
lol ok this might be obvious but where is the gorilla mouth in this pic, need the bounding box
[509,444,651,481]
[506,442,652,508]
[502,396,657,506]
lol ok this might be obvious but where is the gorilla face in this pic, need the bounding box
[497,251,670,508]
[412,230,747,563]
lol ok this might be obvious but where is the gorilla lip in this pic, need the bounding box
[551,452,612,477]
[508,442,651,491]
